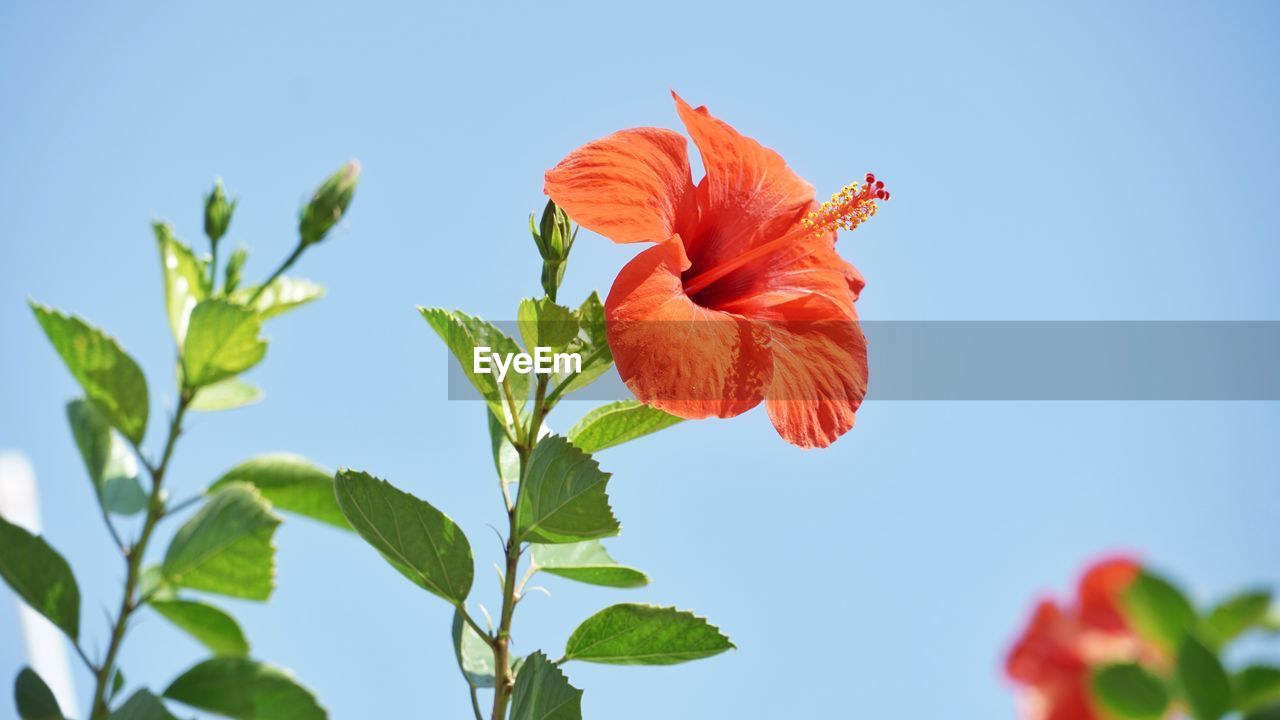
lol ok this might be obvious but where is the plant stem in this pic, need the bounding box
[245,242,306,306]
[490,375,550,719]
[542,344,609,409]
[88,389,192,719]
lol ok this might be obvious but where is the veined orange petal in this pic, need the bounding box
[605,236,772,418]
[753,294,867,448]
[672,93,815,273]
[544,127,695,244]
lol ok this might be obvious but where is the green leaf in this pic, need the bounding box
[1206,591,1272,647]
[190,378,263,412]
[421,307,529,421]
[566,401,682,454]
[488,410,522,487]
[0,516,80,640]
[223,246,249,294]
[509,652,582,720]
[150,599,250,656]
[451,608,495,688]
[334,469,473,604]
[14,667,62,720]
[1091,663,1170,719]
[155,221,209,345]
[531,541,649,589]
[555,292,613,396]
[66,399,147,515]
[515,436,619,545]
[230,277,325,320]
[208,454,349,530]
[164,658,326,720]
[1177,634,1233,720]
[29,302,149,444]
[109,689,179,720]
[162,484,280,600]
[1246,706,1280,720]
[518,297,579,351]
[563,604,734,665]
[182,300,267,389]
[1121,569,1198,654]
[1236,667,1280,713]
[110,668,125,701]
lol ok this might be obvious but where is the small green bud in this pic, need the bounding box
[299,160,361,245]
[531,200,576,300]
[203,179,237,245]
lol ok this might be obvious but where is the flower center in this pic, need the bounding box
[682,174,888,297]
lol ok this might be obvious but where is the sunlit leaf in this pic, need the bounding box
[164,658,326,720]
[566,401,682,454]
[30,301,149,444]
[1206,591,1272,647]
[154,221,208,345]
[162,483,280,600]
[209,454,348,530]
[531,541,648,589]
[190,378,263,412]
[421,307,528,420]
[451,608,495,688]
[563,604,733,665]
[182,300,267,389]
[515,436,618,544]
[334,469,473,604]
[1091,663,1169,719]
[1120,569,1198,654]
[509,652,581,720]
[150,598,250,656]
[518,297,578,351]
[231,277,324,320]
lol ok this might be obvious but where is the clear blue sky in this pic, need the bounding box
[2,1,1278,718]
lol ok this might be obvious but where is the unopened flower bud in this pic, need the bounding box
[299,160,360,245]
[203,179,237,245]
[530,200,576,300]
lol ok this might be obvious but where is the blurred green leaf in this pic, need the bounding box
[566,401,682,454]
[14,667,62,720]
[1236,667,1280,713]
[1246,706,1280,720]
[30,301,149,444]
[182,300,267,389]
[230,277,324,320]
[531,541,648,589]
[451,608,495,688]
[190,378,262,412]
[1121,569,1198,654]
[162,483,280,601]
[66,399,147,515]
[0,516,80,640]
[1206,591,1272,647]
[150,598,249,656]
[518,297,579,351]
[154,222,209,345]
[516,436,618,544]
[420,307,529,420]
[108,689,178,720]
[223,246,249,294]
[563,604,733,665]
[164,658,326,720]
[334,469,473,604]
[209,454,348,530]
[510,652,581,720]
[1091,663,1169,719]
[1177,634,1232,720]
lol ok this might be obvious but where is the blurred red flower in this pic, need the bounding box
[544,93,887,447]
[1006,557,1152,720]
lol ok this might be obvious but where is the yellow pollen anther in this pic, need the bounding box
[801,180,883,236]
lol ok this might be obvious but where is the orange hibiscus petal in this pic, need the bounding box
[1076,557,1139,633]
[544,127,695,244]
[605,236,772,418]
[672,92,816,271]
[703,227,863,319]
[1007,600,1086,685]
[755,294,867,448]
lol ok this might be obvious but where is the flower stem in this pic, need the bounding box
[245,242,306,306]
[88,388,192,719]
[490,375,550,719]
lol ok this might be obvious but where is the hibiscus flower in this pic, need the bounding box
[1006,557,1156,720]
[544,93,888,448]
